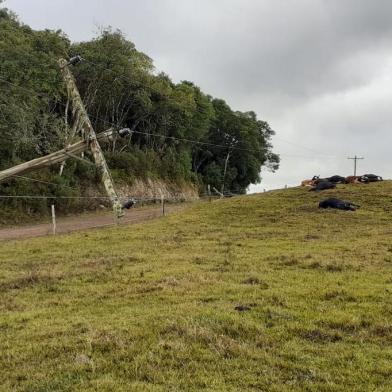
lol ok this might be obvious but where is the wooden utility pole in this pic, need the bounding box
[220,135,238,196]
[348,155,364,176]
[59,58,123,218]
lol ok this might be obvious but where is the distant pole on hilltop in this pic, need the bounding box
[348,155,364,176]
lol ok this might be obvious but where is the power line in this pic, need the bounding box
[4,174,87,193]
[0,57,349,160]
[6,174,65,187]
[64,56,337,158]
[0,194,197,202]
[0,76,63,98]
[273,135,339,158]
[0,74,332,159]
[81,57,341,158]
[0,195,109,200]
[0,55,357,161]
[0,165,103,195]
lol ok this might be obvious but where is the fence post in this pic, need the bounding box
[51,204,56,235]
[208,184,211,202]
[161,195,165,216]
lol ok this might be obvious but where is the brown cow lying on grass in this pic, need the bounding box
[301,179,316,187]
[345,175,369,184]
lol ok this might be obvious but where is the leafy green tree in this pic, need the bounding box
[0,8,69,167]
[196,99,279,193]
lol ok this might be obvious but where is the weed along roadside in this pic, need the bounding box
[1,181,392,390]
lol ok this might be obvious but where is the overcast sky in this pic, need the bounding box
[5,0,392,191]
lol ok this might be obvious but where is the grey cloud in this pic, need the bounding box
[132,0,392,99]
[7,0,392,98]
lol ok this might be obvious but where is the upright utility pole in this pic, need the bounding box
[59,58,124,219]
[220,135,238,196]
[348,155,364,176]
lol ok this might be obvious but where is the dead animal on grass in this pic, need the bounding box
[319,198,360,211]
[309,181,336,192]
[235,305,251,312]
[122,198,136,209]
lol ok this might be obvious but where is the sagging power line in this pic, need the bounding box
[0,74,336,160]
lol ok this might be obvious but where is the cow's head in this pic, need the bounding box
[360,176,369,183]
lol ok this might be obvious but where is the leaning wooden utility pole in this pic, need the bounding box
[59,58,124,219]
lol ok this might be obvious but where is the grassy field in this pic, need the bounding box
[1,182,392,391]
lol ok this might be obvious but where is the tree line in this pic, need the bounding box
[0,6,279,218]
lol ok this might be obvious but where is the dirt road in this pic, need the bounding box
[0,204,185,241]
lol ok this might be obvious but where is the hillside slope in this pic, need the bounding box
[1,182,392,391]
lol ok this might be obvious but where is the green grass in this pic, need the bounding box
[1,182,392,391]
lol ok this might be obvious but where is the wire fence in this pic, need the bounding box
[0,190,250,241]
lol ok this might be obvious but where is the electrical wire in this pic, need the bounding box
[6,175,67,187]
[0,67,337,159]
[3,174,89,194]
[273,135,339,158]
[0,194,199,202]
[5,174,60,186]
[80,57,341,158]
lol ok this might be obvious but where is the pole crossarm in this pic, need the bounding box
[0,130,115,182]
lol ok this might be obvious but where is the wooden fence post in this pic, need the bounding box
[161,195,165,216]
[51,204,56,235]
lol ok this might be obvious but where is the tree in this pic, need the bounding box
[196,99,279,193]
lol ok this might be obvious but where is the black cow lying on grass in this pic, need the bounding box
[319,198,360,211]
[312,175,345,184]
[363,174,383,182]
[327,175,346,183]
[309,181,336,191]
[122,198,136,209]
